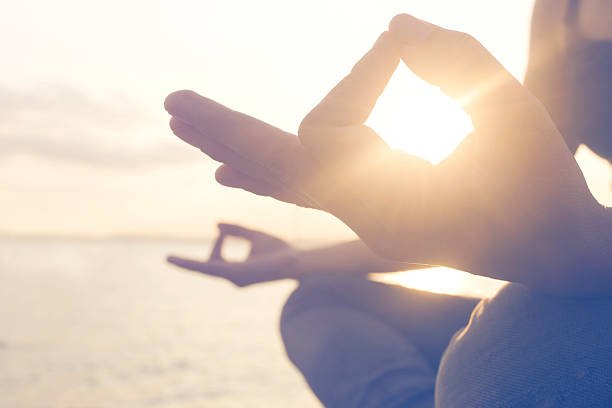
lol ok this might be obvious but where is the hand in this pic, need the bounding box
[167,223,297,287]
[298,15,604,292]
[165,16,604,294]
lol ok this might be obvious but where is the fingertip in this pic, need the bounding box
[217,222,232,231]
[164,89,197,114]
[169,116,193,134]
[214,164,233,185]
[372,30,400,55]
[168,116,202,148]
[388,13,435,46]
[389,13,414,32]
[373,30,391,46]
[215,165,253,189]
[168,116,181,132]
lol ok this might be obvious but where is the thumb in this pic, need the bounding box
[389,14,527,127]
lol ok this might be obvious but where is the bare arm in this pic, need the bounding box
[167,224,425,287]
[293,239,429,278]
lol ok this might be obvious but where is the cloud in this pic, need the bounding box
[0,83,201,168]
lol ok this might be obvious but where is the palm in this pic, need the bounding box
[423,111,592,281]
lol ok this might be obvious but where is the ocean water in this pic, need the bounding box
[0,237,505,408]
[0,238,319,408]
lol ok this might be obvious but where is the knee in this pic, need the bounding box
[279,275,363,367]
[280,275,342,341]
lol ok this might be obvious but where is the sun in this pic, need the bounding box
[364,63,502,297]
[366,63,474,165]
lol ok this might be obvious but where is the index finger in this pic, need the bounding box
[299,31,400,130]
[217,223,261,240]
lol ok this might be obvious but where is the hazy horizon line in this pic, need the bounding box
[0,233,211,242]
[0,232,329,245]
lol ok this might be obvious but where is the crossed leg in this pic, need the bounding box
[280,275,479,408]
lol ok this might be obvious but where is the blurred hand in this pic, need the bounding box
[167,223,296,287]
[165,15,605,293]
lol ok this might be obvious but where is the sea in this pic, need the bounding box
[0,237,321,408]
[0,237,504,408]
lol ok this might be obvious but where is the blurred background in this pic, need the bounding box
[2,0,611,406]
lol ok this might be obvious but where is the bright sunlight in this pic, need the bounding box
[365,63,506,297]
[367,61,474,164]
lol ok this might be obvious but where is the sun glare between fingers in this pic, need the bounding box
[365,63,489,296]
[366,63,474,165]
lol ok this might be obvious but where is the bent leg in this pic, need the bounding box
[437,283,612,407]
[280,275,479,408]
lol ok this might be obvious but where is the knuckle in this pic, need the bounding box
[448,30,480,53]
[456,31,476,44]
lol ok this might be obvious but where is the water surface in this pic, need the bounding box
[0,238,318,407]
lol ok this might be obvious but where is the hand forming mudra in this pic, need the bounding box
[168,223,296,287]
[165,15,610,295]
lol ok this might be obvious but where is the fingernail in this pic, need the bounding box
[389,14,434,46]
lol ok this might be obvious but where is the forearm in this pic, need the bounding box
[291,239,430,279]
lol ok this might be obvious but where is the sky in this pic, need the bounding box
[2,0,611,242]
